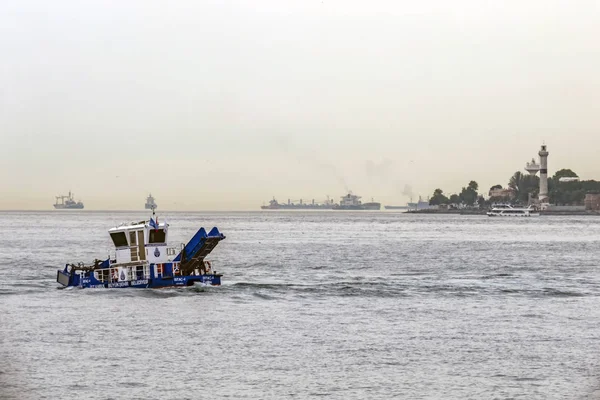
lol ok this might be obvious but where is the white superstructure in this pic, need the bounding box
[340,193,362,207]
[108,220,176,265]
[524,158,540,175]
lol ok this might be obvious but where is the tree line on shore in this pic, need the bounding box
[429,169,600,207]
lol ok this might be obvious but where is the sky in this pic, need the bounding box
[1,0,599,210]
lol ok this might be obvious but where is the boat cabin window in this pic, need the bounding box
[110,232,129,247]
[129,231,137,245]
[135,265,145,279]
[149,229,166,244]
[95,269,110,283]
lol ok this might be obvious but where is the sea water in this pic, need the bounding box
[1,211,600,399]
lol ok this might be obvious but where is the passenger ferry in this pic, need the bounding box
[56,212,226,289]
[486,204,539,217]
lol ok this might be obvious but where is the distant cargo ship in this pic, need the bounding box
[54,191,84,209]
[261,198,335,210]
[145,193,157,210]
[333,193,380,210]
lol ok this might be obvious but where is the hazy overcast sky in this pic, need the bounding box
[1,0,598,210]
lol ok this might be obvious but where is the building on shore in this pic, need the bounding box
[489,187,515,199]
[585,194,600,211]
[558,176,579,182]
[524,158,540,175]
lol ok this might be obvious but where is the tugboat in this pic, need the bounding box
[56,210,226,289]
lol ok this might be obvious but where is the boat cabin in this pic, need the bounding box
[108,220,176,265]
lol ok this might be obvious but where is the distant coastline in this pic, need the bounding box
[407,209,600,216]
[1,208,599,216]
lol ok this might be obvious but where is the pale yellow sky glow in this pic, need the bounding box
[1,0,599,210]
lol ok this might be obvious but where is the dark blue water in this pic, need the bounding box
[2,211,600,399]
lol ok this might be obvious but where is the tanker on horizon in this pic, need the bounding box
[261,197,335,210]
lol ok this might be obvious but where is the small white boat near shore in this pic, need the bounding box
[487,204,539,217]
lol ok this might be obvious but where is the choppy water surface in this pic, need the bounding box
[2,211,600,399]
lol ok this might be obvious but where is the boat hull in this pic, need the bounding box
[261,205,335,210]
[384,205,408,210]
[334,202,381,211]
[54,204,84,209]
[486,212,540,217]
[57,269,222,289]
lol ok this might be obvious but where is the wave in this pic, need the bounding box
[226,280,591,299]
[499,287,586,297]
[1,276,590,300]
[226,281,410,299]
[541,288,586,297]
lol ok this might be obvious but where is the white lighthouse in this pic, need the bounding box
[538,144,549,203]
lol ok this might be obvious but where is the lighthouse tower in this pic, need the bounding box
[538,144,549,203]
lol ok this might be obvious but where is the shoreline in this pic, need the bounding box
[406,209,600,216]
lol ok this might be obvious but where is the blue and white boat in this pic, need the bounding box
[56,213,226,289]
[486,204,539,217]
